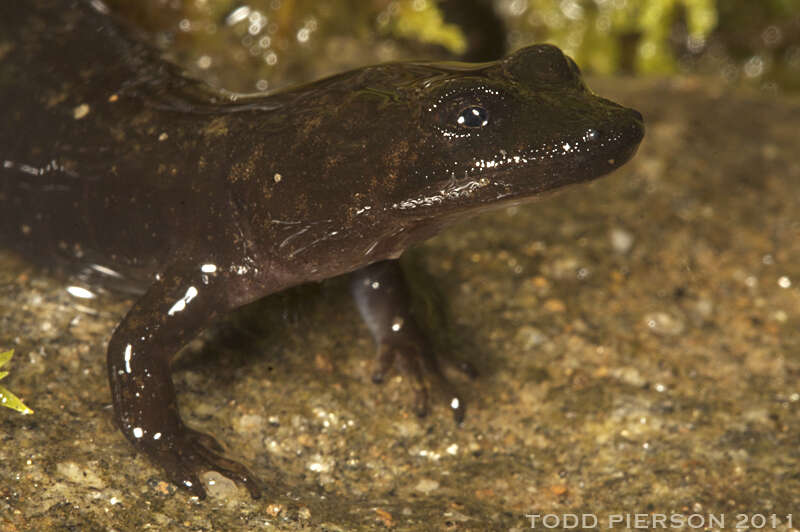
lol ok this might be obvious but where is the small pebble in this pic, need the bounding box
[610,227,635,254]
[414,479,439,495]
[644,311,685,336]
[73,103,90,119]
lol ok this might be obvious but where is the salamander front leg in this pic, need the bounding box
[107,262,264,498]
[350,259,474,423]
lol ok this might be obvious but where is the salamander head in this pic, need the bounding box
[382,44,644,220]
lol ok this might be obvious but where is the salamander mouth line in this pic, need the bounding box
[391,175,493,210]
[467,130,623,173]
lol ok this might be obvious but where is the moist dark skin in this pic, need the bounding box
[0,1,644,498]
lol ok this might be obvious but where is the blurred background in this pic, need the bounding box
[106,0,800,93]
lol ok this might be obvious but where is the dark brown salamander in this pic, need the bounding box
[0,0,644,497]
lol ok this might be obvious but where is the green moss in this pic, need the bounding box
[634,0,717,73]
[382,0,467,55]
[521,0,717,74]
[0,350,33,415]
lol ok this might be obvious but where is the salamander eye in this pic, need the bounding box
[456,106,489,128]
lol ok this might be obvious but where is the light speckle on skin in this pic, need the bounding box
[229,146,262,182]
[273,172,282,183]
[108,93,118,102]
[123,344,133,373]
[205,116,229,137]
[89,0,110,14]
[230,158,256,183]
[158,132,168,141]
[0,42,14,61]
[66,286,95,299]
[167,286,199,316]
[44,92,67,109]
[73,103,90,119]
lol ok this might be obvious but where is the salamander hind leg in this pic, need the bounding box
[107,261,265,498]
[350,259,476,423]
